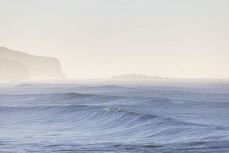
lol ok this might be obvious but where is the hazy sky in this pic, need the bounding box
[1,0,229,78]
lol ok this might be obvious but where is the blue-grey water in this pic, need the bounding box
[0,81,229,153]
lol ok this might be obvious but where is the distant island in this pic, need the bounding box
[110,74,167,81]
[0,47,65,81]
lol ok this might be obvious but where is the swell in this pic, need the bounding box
[0,92,171,110]
[0,104,220,127]
[0,104,227,144]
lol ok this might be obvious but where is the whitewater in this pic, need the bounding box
[0,81,229,153]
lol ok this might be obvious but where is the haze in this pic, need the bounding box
[1,0,229,79]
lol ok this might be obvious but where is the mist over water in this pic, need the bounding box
[1,81,229,153]
[1,0,229,152]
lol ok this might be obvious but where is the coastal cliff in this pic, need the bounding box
[0,47,65,81]
[0,58,29,81]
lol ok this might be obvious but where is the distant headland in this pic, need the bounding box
[0,47,65,81]
[110,74,168,81]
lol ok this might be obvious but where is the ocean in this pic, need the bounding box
[0,81,229,153]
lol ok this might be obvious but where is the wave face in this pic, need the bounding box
[1,83,229,152]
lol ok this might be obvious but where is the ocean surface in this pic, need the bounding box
[0,81,229,153]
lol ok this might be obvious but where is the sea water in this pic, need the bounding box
[0,81,229,153]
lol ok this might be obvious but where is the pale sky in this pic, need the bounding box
[0,0,229,79]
